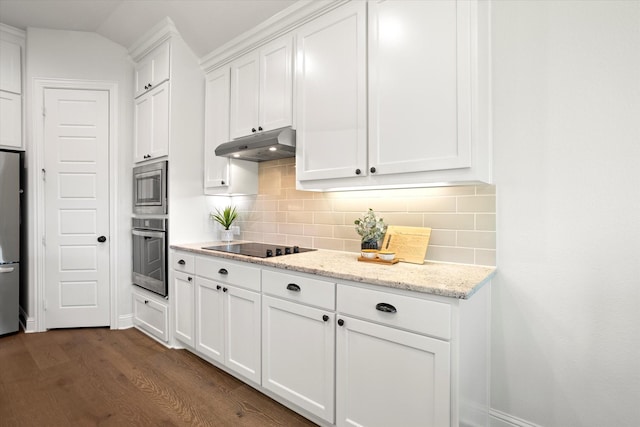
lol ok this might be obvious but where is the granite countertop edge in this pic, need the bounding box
[171,242,496,299]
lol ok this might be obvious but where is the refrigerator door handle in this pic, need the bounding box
[0,266,16,273]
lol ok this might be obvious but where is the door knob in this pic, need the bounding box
[97,236,107,243]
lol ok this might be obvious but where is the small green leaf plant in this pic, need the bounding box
[210,205,238,230]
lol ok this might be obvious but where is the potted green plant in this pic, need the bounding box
[210,205,238,242]
[354,208,387,249]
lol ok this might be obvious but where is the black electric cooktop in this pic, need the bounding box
[202,242,315,258]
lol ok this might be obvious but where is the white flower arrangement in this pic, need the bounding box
[354,208,387,244]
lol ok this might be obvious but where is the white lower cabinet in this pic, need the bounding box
[335,316,450,427]
[171,252,489,427]
[173,271,195,347]
[133,290,169,343]
[262,295,335,423]
[193,256,262,385]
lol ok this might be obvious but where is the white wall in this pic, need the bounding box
[25,28,134,325]
[492,1,640,426]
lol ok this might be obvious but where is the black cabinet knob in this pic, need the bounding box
[223,287,228,293]
[216,285,221,290]
[322,315,329,322]
[178,259,185,265]
[97,236,106,243]
[337,319,344,326]
[144,300,149,304]
[370,166,376,173]
[221,180,225,185]
[144,84,148,90]
[218,268,228,275]
[187,277,192,282]
[251,128,257,133]
[355,169,361,175]
[258,126,263,131]
[148,83,153,88]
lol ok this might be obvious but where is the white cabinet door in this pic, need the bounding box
[262,296,335,423]
[133,291,169,343]
[225,285,261,384]
[134,42,170,98]
[204,67,231,189]
[134,81,169,162]
[259,36,293,133]
[368,0,472,176]
[336,316,451,427]
[296,1,367,181]
[173,271,194,347]
[229,35,293,140]
[0,91,22,149]
[230,51,260,139]
[195,276,225,364]
[0,39,21,94]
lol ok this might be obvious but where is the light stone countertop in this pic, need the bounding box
[171,242,496,299]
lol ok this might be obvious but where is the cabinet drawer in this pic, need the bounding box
[337,285,451,340]
[133,292,168,342]
[262,269,335,310]
[196,256,260,292]
[171,251,195,274]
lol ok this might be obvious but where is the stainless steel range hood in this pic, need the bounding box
[215,127,295,162]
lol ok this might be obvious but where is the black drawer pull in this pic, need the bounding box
[376,302,397,313]
[178,259,185,265]
[286,283,301,292]
[218,268,228,275]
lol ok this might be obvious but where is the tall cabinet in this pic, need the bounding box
[0,24,25,150]
[130,18,206,345]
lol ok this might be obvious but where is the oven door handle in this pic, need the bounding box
[132,229,165,239]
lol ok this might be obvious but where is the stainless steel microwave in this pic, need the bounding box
[133,161,167,215]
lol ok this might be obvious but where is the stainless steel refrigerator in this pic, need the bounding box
[0,150,21,335]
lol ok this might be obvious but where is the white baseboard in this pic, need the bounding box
[490,409,542,427]
[19,306,37,333]
[117,314,134,330]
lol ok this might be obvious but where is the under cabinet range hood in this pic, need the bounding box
[215,127,295,162]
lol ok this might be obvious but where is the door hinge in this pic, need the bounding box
[41,168,46,182]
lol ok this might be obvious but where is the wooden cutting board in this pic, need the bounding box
[380,226,432,264]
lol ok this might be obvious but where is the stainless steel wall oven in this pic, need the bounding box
[132,217,167,297]
[133,161,167,215]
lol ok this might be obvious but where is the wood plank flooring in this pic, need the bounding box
[0,327,318,426]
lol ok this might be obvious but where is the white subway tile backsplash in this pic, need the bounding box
[232,160,496,266]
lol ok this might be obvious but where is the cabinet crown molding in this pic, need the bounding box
[128,16,179,61]
[200,0,349,73]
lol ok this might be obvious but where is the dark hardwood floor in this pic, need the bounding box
[0,327,317,426]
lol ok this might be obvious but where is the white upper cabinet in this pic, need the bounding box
[134,42,170,98]
[296,0,492,190]
[368,0,471,176]
[229,35,293,139]
[295,1,367,182]
[0,91,22,148]
[0,39,21,94]
[203,66,258,195]
[133,81,169,162]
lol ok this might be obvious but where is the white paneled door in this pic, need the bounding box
[44,88,110,329]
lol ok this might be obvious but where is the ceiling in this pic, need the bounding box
[0,0,298,58]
